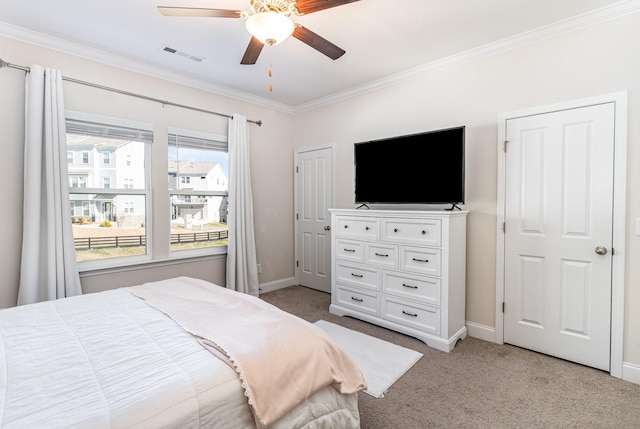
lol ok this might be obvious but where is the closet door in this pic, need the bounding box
[503,103,615,371]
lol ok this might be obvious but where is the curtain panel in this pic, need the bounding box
[18,65,82,305]
[226,114,259,296]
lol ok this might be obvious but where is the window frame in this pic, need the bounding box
[66,111,154,271]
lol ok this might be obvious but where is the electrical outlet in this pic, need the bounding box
[257,263,262,274]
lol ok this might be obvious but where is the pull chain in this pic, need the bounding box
[268,44,273,92]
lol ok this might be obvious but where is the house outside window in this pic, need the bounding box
[103,151,111,165]
[67,151,74,164]
[103,177,111,189]
[168,130,228,254]
[82,151,89,164]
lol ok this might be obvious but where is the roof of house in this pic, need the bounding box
[168,161,220,176]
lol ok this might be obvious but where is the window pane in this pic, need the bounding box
[71,193,147,262]
[67,127,149,264]
[169,141,228,252]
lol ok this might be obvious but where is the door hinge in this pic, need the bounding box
[611,248,615,256]
[296,260,299,267]
[502,222,506,233]
[296,166,299,173]
[296,213,299,220]
[503,140,509,152]
[502,302,505,313]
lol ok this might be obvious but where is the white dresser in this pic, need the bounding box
[329,209,468,352]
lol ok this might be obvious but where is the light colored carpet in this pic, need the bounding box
[262,285,640,428]
[314,319,423,398]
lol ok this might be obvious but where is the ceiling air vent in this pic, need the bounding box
[161,45,205,63]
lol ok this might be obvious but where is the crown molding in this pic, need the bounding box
[292,0,640,113]
[0,21,295,115]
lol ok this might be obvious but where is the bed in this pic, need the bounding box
[0,277,365,428]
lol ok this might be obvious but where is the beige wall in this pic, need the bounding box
[0,36,295,308]
[292,13,640,365]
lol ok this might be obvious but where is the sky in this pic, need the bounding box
[168,146,229,175]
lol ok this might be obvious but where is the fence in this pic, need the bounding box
[74,230,228,250]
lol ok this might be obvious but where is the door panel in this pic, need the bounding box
[504,103,614,371]
[297,147,332,292]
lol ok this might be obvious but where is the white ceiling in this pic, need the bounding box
[0,0,634,111]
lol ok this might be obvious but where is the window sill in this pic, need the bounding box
[78,250,226,278]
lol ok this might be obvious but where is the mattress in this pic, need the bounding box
[0,283,361,428]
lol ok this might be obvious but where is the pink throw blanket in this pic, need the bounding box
[127,277,366,428]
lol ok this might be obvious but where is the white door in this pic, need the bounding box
[503,103,615,371]
[296,147,332,292]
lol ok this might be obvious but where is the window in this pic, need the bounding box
[169,131,228,254]
[126,154,131,166]
[67,117,152,266]
[69,175,87,188]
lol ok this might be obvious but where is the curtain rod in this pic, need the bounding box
[0,58,262,127]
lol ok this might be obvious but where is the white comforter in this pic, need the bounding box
[0,286,360,428]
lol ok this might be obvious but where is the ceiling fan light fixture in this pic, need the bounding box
[245,11,294,45]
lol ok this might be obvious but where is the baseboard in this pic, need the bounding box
[258,277,296,294]
[622,362,640,385]
[465,321,496,343]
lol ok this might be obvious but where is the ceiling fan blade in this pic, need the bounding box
[294,0,360,14]
[157,7,243,18]
[241,37,265,65]
[292,25,345,60]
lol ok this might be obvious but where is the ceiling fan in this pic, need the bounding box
[157,0,360,65]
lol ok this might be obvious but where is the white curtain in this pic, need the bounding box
[18,65,82,305]
[226,114,259,296]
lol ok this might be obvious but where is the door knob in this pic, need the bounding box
[324,226,331,231]
[595,246,608,255]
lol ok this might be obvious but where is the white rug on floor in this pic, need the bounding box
[314,320,423,398]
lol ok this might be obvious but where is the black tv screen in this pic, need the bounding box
[354,126,465,205]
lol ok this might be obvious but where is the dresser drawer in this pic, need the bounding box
[382,218,441,247]
[401,246,441,277]
[335,285,378,316]
[382,297,440,336]
[335,216,379,241]
[335,239,364,263]
[365,243,398,269]
[383,271,441,306]
[335,262,379,291]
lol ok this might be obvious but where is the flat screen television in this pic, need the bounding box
[354,126,465,206]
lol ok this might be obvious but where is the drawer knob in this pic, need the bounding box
[375,253,389,257]
[365,226,370,230]
[351,273,364,278]
[421,230,426,235]
[351,297,364,302]
[344,225,349,229]
[412,258,429,263]
[402,310,418,317]
[394,228,399,233]
[344,248,356,252]
[402,283,418,289]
